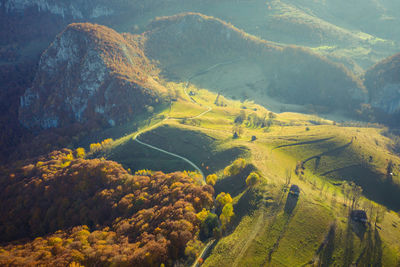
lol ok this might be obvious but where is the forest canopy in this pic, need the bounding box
[0,149,214,266]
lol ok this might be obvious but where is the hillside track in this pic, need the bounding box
[302,138,353,165]
[133,59,242,182]
[263,188,299,266]
[232,185,287,267]
[272,137,335,150]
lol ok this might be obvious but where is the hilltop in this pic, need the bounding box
[142,13,365,114]
[19,23,166,129]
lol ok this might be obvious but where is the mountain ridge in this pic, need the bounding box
[19,23,165,129]
[143,12,366,111]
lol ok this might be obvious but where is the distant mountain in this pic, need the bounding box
[19,23,165,129]
[18,14,368,130]
[0,0,114,48]
[365,52,400,116]
[1,0,114,19]
[276,0,400,42]
[143,13,366,111]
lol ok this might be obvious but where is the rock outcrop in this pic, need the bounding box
[365,53,400,114]
[19,23,163,129]
[1,0,114,19]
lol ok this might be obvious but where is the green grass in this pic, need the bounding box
[91,81,400,265]
[108,123,248,176]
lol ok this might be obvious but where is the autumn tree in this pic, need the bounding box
[223,158,246,177]
[90,143,101,153]
[75,147,85,158]
[101,138,113,147]
[184,239,203,263]
[199,213,219,240]
[206,174,217,186]
[196,208,210,223]
[246,172,260,187]
[0,149,215,266]
[216,192,233,208]
[220,203,234,230]
[89,138,113,154]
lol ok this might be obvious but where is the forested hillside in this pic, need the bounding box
[0,148,214,266]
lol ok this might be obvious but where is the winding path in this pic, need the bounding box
[134,130,206,180]
[133,60,244,266]
[133,60,239,182]
[272,136,334,150]
[302,138,353,165]
[191,239,216,267]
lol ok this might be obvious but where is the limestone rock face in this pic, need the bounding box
[19,23,162,129]
[365,53,400,114]
[2,0,114,19]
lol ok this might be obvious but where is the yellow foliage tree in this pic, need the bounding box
[101,138,113,147]
[75,147,85,158]
[68,262,84,267]
[206,174,217,186]
[216,192,232,208]
[220,203,234,228]
[90,143,101,153]
[196,208,209,222]
[233,158,246,169]
[246,172,260,187]
[223,158,246,176]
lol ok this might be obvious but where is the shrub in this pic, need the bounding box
[216,192,233,208]
[223,158,246,176]
[206,174,217,186]
[220,203,234,229]
[199,213,219,240]
[246,172,260,187]
[75,147,85,159]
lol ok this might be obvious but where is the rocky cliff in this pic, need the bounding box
[1,0,114,19]
[365,53,400,115]
[19,23,164,129]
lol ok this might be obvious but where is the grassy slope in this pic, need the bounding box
[96,81,400,266]
[112,0,399,72]
[265,0,399,71]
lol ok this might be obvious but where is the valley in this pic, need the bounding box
[93,67,400,265]
[1,1,400,266]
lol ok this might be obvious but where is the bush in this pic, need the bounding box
[246,172,260,187]
[75,147,85,158]
[220,203,234,229]
[199,213,219,240]
[216,192,233,208]
[206,174,217,186]
[234,110,246,124]
[223,158,246,176]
